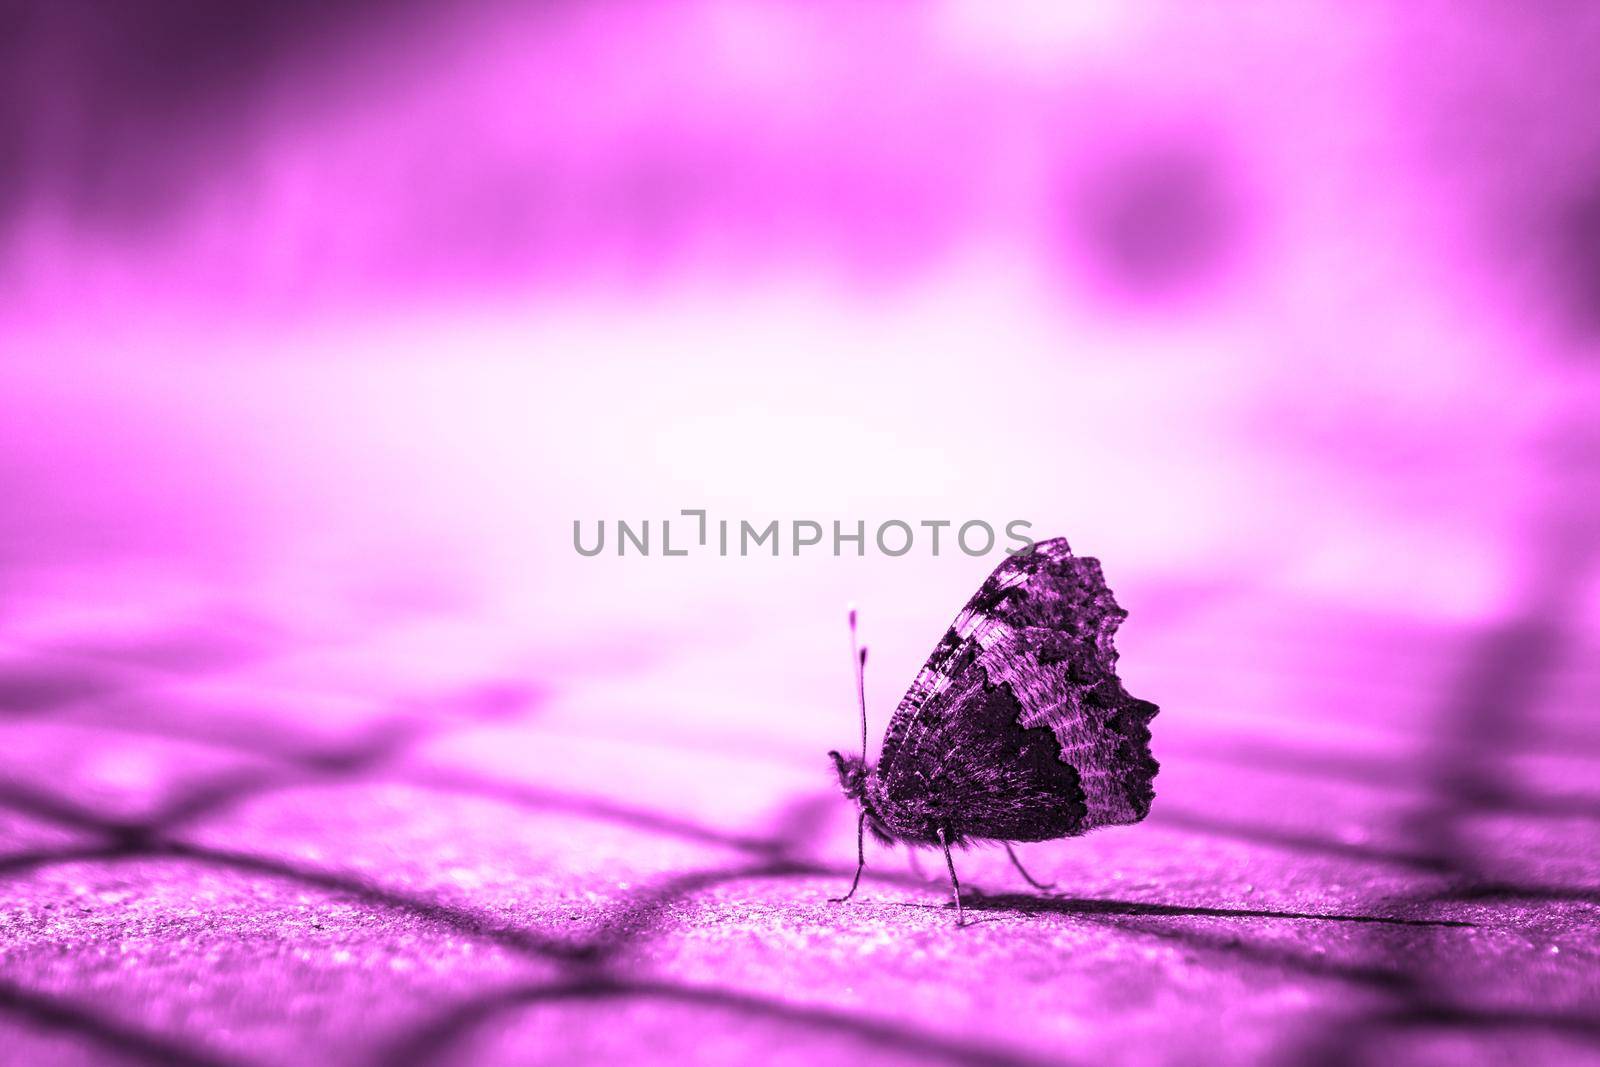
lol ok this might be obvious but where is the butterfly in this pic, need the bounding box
[828,537,1159,925]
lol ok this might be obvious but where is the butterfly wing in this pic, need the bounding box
[872,538,1158,843]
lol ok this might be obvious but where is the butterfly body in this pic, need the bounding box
[829,538,1158,918]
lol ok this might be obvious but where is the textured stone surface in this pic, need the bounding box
[1,583,1597,1067]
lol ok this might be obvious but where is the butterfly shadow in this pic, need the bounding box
[957,889,1475,928]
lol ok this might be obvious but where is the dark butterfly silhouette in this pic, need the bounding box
[828,537,1158,924]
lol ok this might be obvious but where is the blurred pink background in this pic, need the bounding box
[1,4,1598,1065]
[5,1,1597,751]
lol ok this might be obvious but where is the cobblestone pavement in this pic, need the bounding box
[4,3,1600,1065]
[1,566,1596,1067]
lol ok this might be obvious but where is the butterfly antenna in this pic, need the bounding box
[829,604,872,907]
[849,604,868,762]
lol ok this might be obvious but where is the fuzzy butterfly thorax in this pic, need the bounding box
[834,538,1159,849]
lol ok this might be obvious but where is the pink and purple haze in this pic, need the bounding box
[1,4,1597,1066]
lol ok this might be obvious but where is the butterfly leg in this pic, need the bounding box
[1003,842,1056,891]
[936,828,964,927]
[831,810,867,903]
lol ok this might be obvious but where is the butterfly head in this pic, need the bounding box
[827,750,869,802]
